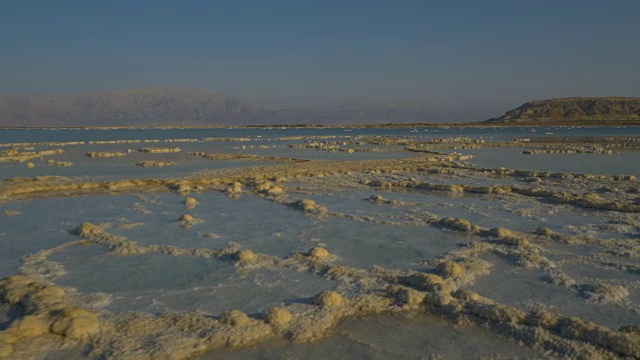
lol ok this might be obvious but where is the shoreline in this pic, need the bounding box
[1,121,640,131]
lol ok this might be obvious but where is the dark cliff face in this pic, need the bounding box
[0,88,468,127]
[485,97,640,124]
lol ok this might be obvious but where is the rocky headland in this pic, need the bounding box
[485,97,640,125]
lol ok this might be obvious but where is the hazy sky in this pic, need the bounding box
[2,0,639,116]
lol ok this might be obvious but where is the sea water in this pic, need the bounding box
[1,126,639,359]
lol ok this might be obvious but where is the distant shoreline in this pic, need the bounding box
[1,121,639,130]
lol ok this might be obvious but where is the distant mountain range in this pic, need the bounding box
[484,97,640,125]
[0,88,468,127]
[2,90,638,127]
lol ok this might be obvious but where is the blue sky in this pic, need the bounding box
[1,0,639,116]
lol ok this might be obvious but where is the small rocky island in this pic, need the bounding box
[485,97,640,125]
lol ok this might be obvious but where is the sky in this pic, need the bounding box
[1,0,640,118]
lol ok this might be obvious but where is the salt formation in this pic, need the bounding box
[295,199,328,217]
[254,181,285,197]
[534,226,554,236]
[435,260,464,279]
[135,160,175,167]
[1,203,639,359]
[178,213,202,229]
[236,249,256,263]
[394,287,426,306]
[225,182,243,198]
[50,307,100,339]
[0,131,639,359]
[0,276,101,358]
[220,310,252,326]
[264,307,293,328]
[179,214,194,222]
[313,291,344,307]
[137,147,181,153]
[85,151,127,158]
[183,197,198,209]
[308,247,331,261]
[436,217,476,232]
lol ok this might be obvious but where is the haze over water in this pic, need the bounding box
[2,1,640,122]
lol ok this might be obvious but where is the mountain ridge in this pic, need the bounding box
[4,90,639,127]
[0,88,467,127]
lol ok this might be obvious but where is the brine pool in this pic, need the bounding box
[0,127,639,359]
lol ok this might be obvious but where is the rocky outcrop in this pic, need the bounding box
[485,97,640,124]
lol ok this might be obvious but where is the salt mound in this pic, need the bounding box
[220,309,251,326]
[135,161,175,168]
[435,260,464,278]
[452,289,482,302]
[486,228,531,248]
[256,181,285,197]
[266,186,284,196]
[0,342,13,357]
[525,309,560,327]
[396,288,426,306]
[225,182,243,197]
[75,222,104,237]
[581,283,629,303]
[295,199,328,217]
[534,226,554,236]
[178,214,202,229]
[437,217,474,232]
[308,247,330,260]
[50,307,100,340]
[488,227,514,239]
[0,276,67,314]
[255,181,274,192]
[264,307,293,327]
[313,291,344,307]
[183,197,198,209]
[7,316,49,338]
[237,249,256,263]
[400,273,446,292]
